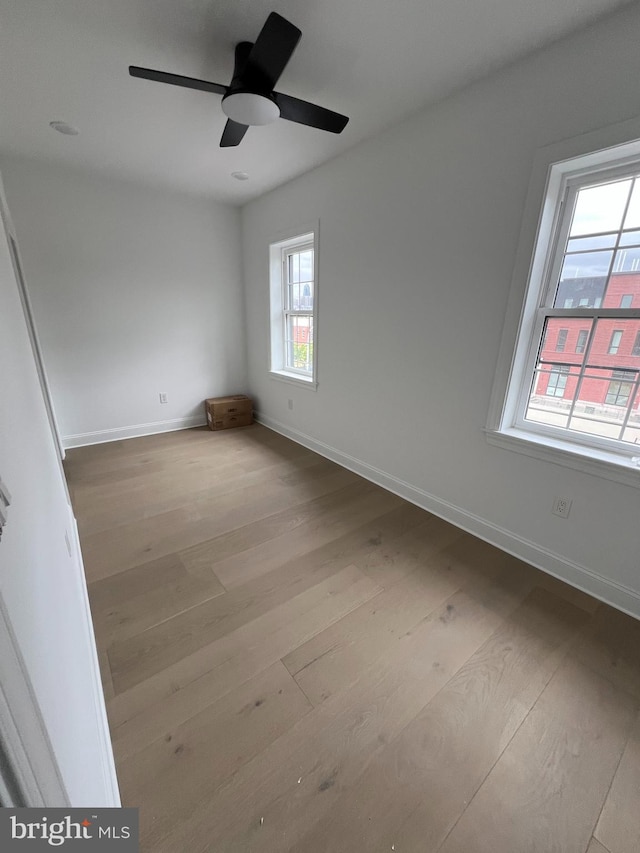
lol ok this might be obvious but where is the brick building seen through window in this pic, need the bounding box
[534,272,640,417]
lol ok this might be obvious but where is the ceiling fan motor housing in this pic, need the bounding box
[221,90,281,125]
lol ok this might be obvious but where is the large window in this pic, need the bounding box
[269,228,318,387]
[490,141,640,480]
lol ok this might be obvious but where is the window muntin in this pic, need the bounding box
[517,168,640,455]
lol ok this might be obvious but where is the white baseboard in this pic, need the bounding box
[63,415,206,449]
[256,412,640,621]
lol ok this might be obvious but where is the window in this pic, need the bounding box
[575,330,589,353]
[606,370,636,406]
[545,365,570,397]
[555,329,568,351]
[269,228,318,387]
[608,330,623,354]
[488,136,640,481]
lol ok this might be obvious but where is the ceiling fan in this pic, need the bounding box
[129,11,349,148]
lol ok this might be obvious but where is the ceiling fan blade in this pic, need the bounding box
[129,66,228,97]
[242,13,301,92]
[273,92,349,134]
[220,119,248,147]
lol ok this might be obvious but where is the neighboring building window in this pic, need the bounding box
[545,365,570,397]
[608,330,623,354]
[555,329,568,351]
[489,145,640,472]
[575,330,589,353]
[606,369,635,406]
[269,228,318,386]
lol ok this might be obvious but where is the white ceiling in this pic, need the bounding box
[0,0,632,205]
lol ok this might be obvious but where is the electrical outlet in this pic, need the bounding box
[552,497,572,518]
[288,399,294,411]
[159,392,168,404]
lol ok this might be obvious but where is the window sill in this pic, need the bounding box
[485,427,640,489]
[269,370,318,390]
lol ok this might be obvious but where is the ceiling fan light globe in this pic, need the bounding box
[221,92,280,126]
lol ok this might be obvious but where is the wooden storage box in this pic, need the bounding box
[205,395,253,430]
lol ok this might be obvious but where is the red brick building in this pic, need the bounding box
[535,273,640,413]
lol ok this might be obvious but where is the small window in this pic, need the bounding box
[608,330,623,354]
[620,294,633,308]
[269,228,318,387]
[545,365,570,398]
[575,330,589,353]
[633,331,640,357]
[555,329,568,352]
[606,370,636,406]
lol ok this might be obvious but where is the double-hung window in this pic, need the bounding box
[490,140,640,481]
[269,228,318,387]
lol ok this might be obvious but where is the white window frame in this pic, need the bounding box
[268,225,319,389]
[487,118,640,488]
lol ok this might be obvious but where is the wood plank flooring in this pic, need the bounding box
[65,424,640,853]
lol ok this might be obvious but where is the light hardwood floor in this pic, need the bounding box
[65,424,640,853]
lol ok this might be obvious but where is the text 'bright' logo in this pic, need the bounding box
[10,815,132,847]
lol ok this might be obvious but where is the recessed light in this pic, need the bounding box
[49,121,80,136]
[231,171,249,181]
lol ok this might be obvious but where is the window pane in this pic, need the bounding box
[526,363,582,429]
[293,253,300,284]
[286,249,314,310]
[622,386,640,444]
[619,229,640,247]
[588,318,640,367]
[285,315,314,373]
[554,251,612,307]
[620,294,633,308]
[566,234,617,252]
[623,180,640,229]
[560,250,612,280]
[569,180,632,236]
[299,250,313,283]
[540,318,592,366]
[613,246,640,273]
[566,366,637,440]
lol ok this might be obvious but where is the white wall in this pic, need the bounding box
[0,157,245,446]
[0,174,117,805]
[242,4,640,615]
